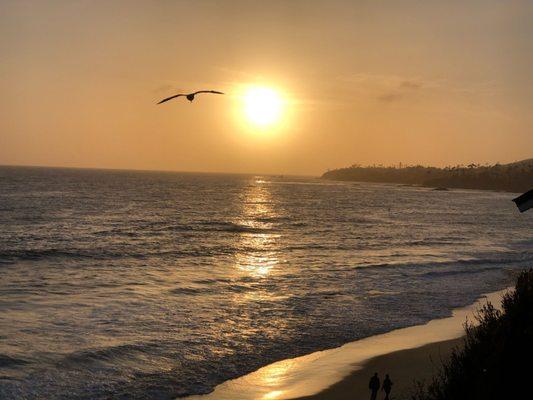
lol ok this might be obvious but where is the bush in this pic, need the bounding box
[412,269,533,400]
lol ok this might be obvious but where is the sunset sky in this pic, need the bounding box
[1,0,532,175]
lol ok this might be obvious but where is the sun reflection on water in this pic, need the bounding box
[234,180,281,279]
[263,390,284,399]
[236,235,279,278]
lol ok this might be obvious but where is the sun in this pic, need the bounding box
[243,87,283,127]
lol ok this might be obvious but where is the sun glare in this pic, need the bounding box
[243,87,283,127]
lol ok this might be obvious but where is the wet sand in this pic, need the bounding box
[293,337,462,400]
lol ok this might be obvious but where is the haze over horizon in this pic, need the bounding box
[1,0,532,175]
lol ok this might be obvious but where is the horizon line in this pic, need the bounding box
[0,162,317,178]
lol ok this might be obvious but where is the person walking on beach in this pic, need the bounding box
[382,374,393,400]
[368,372,380,400]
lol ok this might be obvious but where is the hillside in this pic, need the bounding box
[321,160,533,193]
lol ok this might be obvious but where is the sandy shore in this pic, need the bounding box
[292,338,462,400]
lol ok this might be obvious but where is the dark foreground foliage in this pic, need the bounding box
[412,269,533,400]
[322,159,533,193]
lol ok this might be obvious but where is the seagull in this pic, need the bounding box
[157,90,224,104]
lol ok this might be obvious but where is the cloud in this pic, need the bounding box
[153,84,176,94]
[400,80,422,89]
[339,73,428,103]
[378,79,422,103]
[377,92,404,102]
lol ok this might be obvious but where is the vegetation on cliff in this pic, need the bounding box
[322,159,533,193]
[411,269,533,400]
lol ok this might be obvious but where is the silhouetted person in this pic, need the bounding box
[382,374,393,400]
[368,372,380,400]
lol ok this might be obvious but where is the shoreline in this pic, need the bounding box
[184,288,510,400]
[292,338,462,400]
[321,177,523,194]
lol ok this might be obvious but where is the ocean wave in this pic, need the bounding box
[254,216,291,223]
[169,286,210,295]
[192,278,233,285]
[0,246,234,264]
[61,342,158,365]
[357,254,533,272]
[0,248,94,263]
[92,220,277,236]
[421,265,501,278]
[0,354,29,368]
[507,238,533,251]
[405,239,463,246]
[195,221,274,233]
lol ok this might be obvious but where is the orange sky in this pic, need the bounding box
[1,1,532,175]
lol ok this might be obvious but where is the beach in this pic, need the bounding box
[294,338,461,400]
[185,288,508,400]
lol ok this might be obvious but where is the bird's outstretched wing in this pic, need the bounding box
[193,90,225,95]
[157,94,185,104]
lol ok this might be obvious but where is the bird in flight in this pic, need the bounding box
[157,90,224,104]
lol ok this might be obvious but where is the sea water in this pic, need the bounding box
[0,166,531,399]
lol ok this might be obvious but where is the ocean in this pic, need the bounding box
[0,166,531,399]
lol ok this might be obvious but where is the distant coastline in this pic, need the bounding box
[322,158,533,193]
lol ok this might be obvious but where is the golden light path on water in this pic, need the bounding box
[184,289,509,400]
[234,180,280,279]
[226,179,293,348]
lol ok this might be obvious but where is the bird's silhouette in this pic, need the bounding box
[157,90,224,104]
